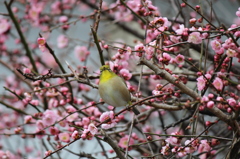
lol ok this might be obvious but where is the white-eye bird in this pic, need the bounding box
[98,65,140,115]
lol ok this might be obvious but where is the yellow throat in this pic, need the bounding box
[99,65,117,83]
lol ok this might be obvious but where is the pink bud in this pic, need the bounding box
[207,101,214,108]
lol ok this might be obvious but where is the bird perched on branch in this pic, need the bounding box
[98,65,140,115]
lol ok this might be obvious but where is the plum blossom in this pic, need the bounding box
[74,46,90,61]
[165,132,182,146]
[175,24,185,35]
[207,101,214,108]
[198,140,211,159]
[172,147,187,157]
[184,138,199,153]
[37,37,46,52]
[88,123,98,135]
[212,77,223,91]
[0,150,15,159]
[145,40,156,60]
[57,35,68,48]
[51,1,61,14]
[49,127,59,135]
[226,48,237,57]
[196,75,206,91]
[135,43,145,57]
[71,130,80,139]
[188,32,202,44]
[81,129,94,140]
[59,132,70,143]
[227,98,237,107]
[0,16,11,34]
[236,7,240,17]
[161,144,170,155]
[42,110,59,126]
[118,135,134,149]
[119,68,132,80]
[211,40,222,51]
[100,111,117,129]
[159,53,171,65]
[151,17,169,29]
[24,115,33,124]
[175,54,185,64]
[66,112,78,122]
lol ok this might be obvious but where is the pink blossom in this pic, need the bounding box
[212,77,223,91]
[81,129,93,140]
[216,96,223,101]
[82,117,90,127]
[197,76,206,91]
[175,147,187,157]
[37,37,46,46]
[175,24,185,35]
[207,101,214,108]
[125,0,141,12]
[66,106,76,113]
[234,31,240,37]
[227,98,237,107]
[151,17,169,28]
[0,17,11,34]
[236,7,240,17]
[188,32,202,44]
[24,115,33,124]
[36,120,45,130]
[119,69,132,80]
[118,135,134,149]
[184,139,198,153]
[37,37,46,52]
[49,127,59,135]
[226,48,237,57]
[88,123,98,135]
[74,46,90,62]
[51,1,61,14]
[45,150,52,157]
[100,111,117,129]
[134,43,145,52]
[189,18,197,24]
[57,35,68,48]
[159,53,171,65]
[211,40,222,51]
[145,40,156,59]
[66,112,78,122]
[71,130,80,139]
[48,98,59,108]
[205,73,212,79]
[28,5,41,21]
[30,99,39,106]
[201,96,209,103]
[59,16,68,23]
[114,9,133,22]
[160,144,170,155]
[165,132,181,146]
[198,140,211,159]
[24,92,32,102]
[170,35,181,44]
[145,0,158,11]
[216,47,224,55]
[42,110,59,126]
[59,132,70,143]
[175,54,185,64]
[222,38,236,50]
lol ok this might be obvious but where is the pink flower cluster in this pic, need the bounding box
[161,132,217,158]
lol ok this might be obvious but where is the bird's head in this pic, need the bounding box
[100,65,111,72]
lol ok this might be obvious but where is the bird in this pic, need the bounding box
[98,65,140,115]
